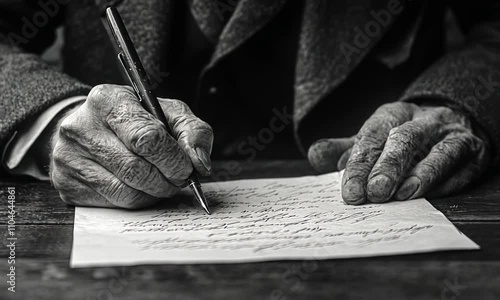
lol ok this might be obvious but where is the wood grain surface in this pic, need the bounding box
[0,160,499,300]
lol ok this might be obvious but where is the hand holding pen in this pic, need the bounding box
[49,9,213,212]
[104,7,212,213]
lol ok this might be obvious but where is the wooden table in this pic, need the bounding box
[1,160,499,300]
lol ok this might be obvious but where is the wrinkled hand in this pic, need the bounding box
[308,102,491,204]
[50,84,213,209]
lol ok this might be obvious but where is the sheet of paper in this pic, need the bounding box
[71,172,479,267]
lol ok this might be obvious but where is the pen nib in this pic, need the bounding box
[188,176,211,215]
[194,188,211,215]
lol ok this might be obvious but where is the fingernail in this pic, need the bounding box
[396,176,421,200]
[367,174,394,203]
[196,147,212,173]
[342,178,365,204]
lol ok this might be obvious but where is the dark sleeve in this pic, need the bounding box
[399,0,500,164]
[0,0,91,174]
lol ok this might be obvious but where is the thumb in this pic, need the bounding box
[308,137,355,173]
[159,98,214,177]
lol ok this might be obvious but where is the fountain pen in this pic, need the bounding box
[104,6,210,214]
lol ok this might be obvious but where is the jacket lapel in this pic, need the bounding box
[95,0,407,152]
[196,0,289,68]
[294,0,406,142]
[189,0,234,43]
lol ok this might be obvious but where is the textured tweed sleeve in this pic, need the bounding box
[0,44,91,175]
[0,2,91,176]
[399,2,500,165]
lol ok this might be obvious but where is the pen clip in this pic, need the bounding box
[117,52,142,102]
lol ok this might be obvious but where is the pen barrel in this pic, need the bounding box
[140,90,171,134]
[105,7,172,136]
[105,7,209,215]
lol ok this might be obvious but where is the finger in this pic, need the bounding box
[307,137,355,173]
[426,161,483,198]
[57,121,178,198]
[86,85,193,184]
[337,147,352,171]
[366,120,435,203]
[51,164,115,208]
[396,133,486,200]
[342,102,417,205]
[53,141,169,208]
[60,156,170,209]
[159,98,214,177]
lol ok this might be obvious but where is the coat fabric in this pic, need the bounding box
[1,0,500,170]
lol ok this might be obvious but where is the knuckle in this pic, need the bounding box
[416,160,441,180]
[160,98,192,116]
[381,148,401,165]
[118,157,154,186]
[387,127,399,138]
[474,140,489,164]
[347,148,379,173]
[130,123,168,156]
[397,120,428,140]
[160,150,193,180]
[350,146,374,162]
[432,106,454,118]
[170,99,191,112]
[198,119,213,133]
[114,86,138,104]
[377,157,402,174]
[87,84,109,104]
[356,133,385,151]
[87,84,120,113]
[88,84,114,100]
[435,139,460,160]
[377,102,408,115]
[58,111,98,146]
[58,114,79,139]
[358,121,390,144]
[388,124,420,149]
[190,119,214,142]
[465,133,486,154]
[377,102,397,112]
[375,102,413,123]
